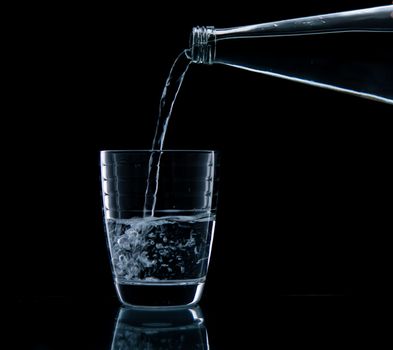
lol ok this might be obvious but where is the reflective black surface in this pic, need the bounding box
[11,296,352,349]
[12,299,206,349]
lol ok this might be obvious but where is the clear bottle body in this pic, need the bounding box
[189,6,393,104]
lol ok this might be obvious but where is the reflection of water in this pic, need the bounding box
[111,306,209,349]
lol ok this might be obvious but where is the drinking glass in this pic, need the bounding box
[101,150,219,308]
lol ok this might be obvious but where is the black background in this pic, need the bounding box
[7,0,393,348]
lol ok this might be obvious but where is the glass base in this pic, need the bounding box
[115,280,205,309]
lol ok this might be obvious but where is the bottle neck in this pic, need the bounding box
[190,26,216,64]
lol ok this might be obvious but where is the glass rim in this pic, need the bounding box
[101,149,218,154]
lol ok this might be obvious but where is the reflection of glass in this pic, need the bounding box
[111,306,209,349]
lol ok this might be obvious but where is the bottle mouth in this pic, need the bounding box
[189,26,216,64]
